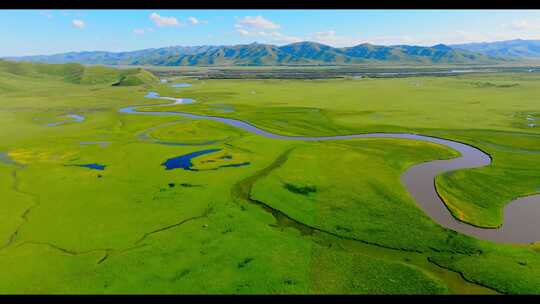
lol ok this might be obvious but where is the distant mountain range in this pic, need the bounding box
[6,40,531,67]
[451,39,540,59]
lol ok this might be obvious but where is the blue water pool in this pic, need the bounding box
[161,149,221,171]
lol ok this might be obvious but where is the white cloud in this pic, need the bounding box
[236,16,280,30]
[187,17,207,25]
[150,12,180,27]
[237,28,250,36]
[72,19,85,29]
[234,15,299,44]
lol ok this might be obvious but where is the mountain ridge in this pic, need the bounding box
[5,41,513,66]
[451,39,540,59]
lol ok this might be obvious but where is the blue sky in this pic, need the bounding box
[1,10,540,56]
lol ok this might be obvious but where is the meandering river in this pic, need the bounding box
[119,84,540,244]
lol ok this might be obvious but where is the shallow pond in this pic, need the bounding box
[162,149,251,171]
[162,149,221,171]
[45,114,85,126]
[171,83,193,88]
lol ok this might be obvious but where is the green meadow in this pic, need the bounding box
[0,60,539,294]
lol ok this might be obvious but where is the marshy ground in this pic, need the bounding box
[0,61,539,294]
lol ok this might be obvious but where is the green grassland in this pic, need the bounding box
[152,75,540,228]
[0,61,539,294]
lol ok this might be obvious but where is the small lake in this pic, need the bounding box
[161,149,251,171]
[162,149,221,171]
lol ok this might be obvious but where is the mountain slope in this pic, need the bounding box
[6,41,508,66]
[279,42,357,64]
[451,39,540,59]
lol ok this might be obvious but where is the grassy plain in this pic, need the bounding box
[0,61,539,294]
[153,75,540,228]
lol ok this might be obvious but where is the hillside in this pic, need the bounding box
[451,39,540,59]
[5,41,508,66]
[0,59,158,86]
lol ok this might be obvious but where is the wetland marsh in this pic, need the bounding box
[1,61,539,294]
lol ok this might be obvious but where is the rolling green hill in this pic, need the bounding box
[0,60,158,86]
